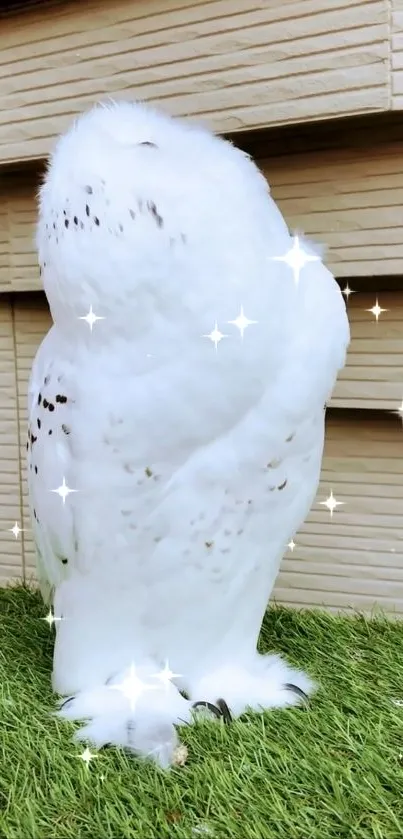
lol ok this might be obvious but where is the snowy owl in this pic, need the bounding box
[27,100,349,768]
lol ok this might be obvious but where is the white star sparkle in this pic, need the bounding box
[43,608,63,628]
[319,490,344,517]
[203,321,228,351]
[366,299,388,321]
[79,306,105,331]
[271,235,320,285]
[152,660,183,691]
[8,522,24,539]
[341,283,356,301]
[108,663,159,712]
[287,539,296,552]
[227,306,258,339]
[79,746,97,767]
[51,477,78,505]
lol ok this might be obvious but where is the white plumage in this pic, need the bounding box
[28,100,349,767]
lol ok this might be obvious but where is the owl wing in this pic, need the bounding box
[27,326,78,603]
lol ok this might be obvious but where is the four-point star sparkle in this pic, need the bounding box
[320,490,344,518]
[367,299,388,321]
[271,234,320,285]
[79,746,97,767]
[8,522,24,539]
[203,321,228,351]
[79,306,105,331]
[152,660,183,691]
[43,608,63,628]
[341,283,356,301]
[227,306,258,339]
[108,663,159,712]
[51,477,78,505]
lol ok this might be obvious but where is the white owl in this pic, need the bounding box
[28,101,349,767]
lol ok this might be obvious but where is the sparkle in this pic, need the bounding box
[79,747,97,767]
[152,660,183,691]
[341,283,356,301]
[108,663,159,712]
[79,306,105,331]
[227,306,258,339]
[271,234,320,285]
[51,477,78,505]
[319,490,344,517]
[43,608,62,628]
[287,539,296,552]
[8,522,24,539]
[392,698,403,707]
[202,321,228,351]
[366,298,388,321]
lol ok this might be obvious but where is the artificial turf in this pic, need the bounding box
[1,584,402,839]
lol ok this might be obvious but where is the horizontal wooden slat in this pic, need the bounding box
[329,291,403,410]
[273,410,403,616]
[0,0,390,165]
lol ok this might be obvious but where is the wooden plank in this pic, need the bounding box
[0,0,390,164]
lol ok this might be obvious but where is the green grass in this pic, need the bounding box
[1,586,403,839]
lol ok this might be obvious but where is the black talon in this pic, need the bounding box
[216,697,232,724]
[60,696,75,710]
[192,699,232,723]
[192,701,223,720]
[284,682,309,703]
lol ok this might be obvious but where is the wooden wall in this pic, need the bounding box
[0,0,390,165]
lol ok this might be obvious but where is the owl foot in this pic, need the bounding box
[191,698,232,723]
[188,653,315,719]
[56,670,194,769]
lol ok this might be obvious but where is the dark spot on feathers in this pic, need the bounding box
[286,432,295,443]
[145,467,153,477]
[48,403,55,412]
[26,441,29,451]
[62,424,70,435]
[64,219,69,228]
[129,209,135,219]
[37,418,41,429]
[205,541,214,549]
[30,434,37,445]
[38,394,42,405]
[86,205,90,217]
[48,429,52,435]
[118,224,123,232]
[278,479,287,490]
[63,210,67,216]
[53,222,56,229]
[80,221,84,230]
[139,141,157,148]
[74,216,78,225]
[33,509,37,520]
[44,375,50,385]
[56,394,67,404]
[43,398,48,408]
[94,216,100,226]
[147,201,163,228]
[85,185,93,194]
[61,558,68,565]
[34,466,38,474]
